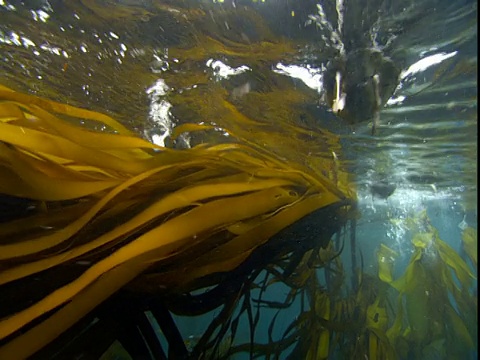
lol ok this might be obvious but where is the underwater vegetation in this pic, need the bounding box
[0,0,476,358]
[0,84,476,360]
[203,210,477,360]
[373,211,477,360]
[0,84,354,358]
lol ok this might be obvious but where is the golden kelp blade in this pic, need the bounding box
[462,227,477,268]
[0,86,353,358]
[0,187,297,340]
[377,210,477,359]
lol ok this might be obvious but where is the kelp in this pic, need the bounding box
[462,226,477,268]
[377,210,477,359]
[211,211,476,360]
[0,85,354,358]
[2,85,475,360]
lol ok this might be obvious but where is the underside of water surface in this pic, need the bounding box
[0,0,477,359]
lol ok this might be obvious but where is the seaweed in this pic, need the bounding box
[0,85,354,358]
[0,85,475,360]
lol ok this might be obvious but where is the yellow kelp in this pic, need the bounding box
[378,210,477,359]
[0,85,353,359]
[219,206,476,360]
[462,226,477,268]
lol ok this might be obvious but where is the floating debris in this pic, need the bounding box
[370,180,396,199]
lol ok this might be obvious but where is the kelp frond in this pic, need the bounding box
[0,85,354,358]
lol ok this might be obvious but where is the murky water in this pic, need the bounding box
[0,0,477,359]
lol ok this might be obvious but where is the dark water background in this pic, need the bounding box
[0,0,477,359]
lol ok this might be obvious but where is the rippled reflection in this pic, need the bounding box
[1,0,475,197]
